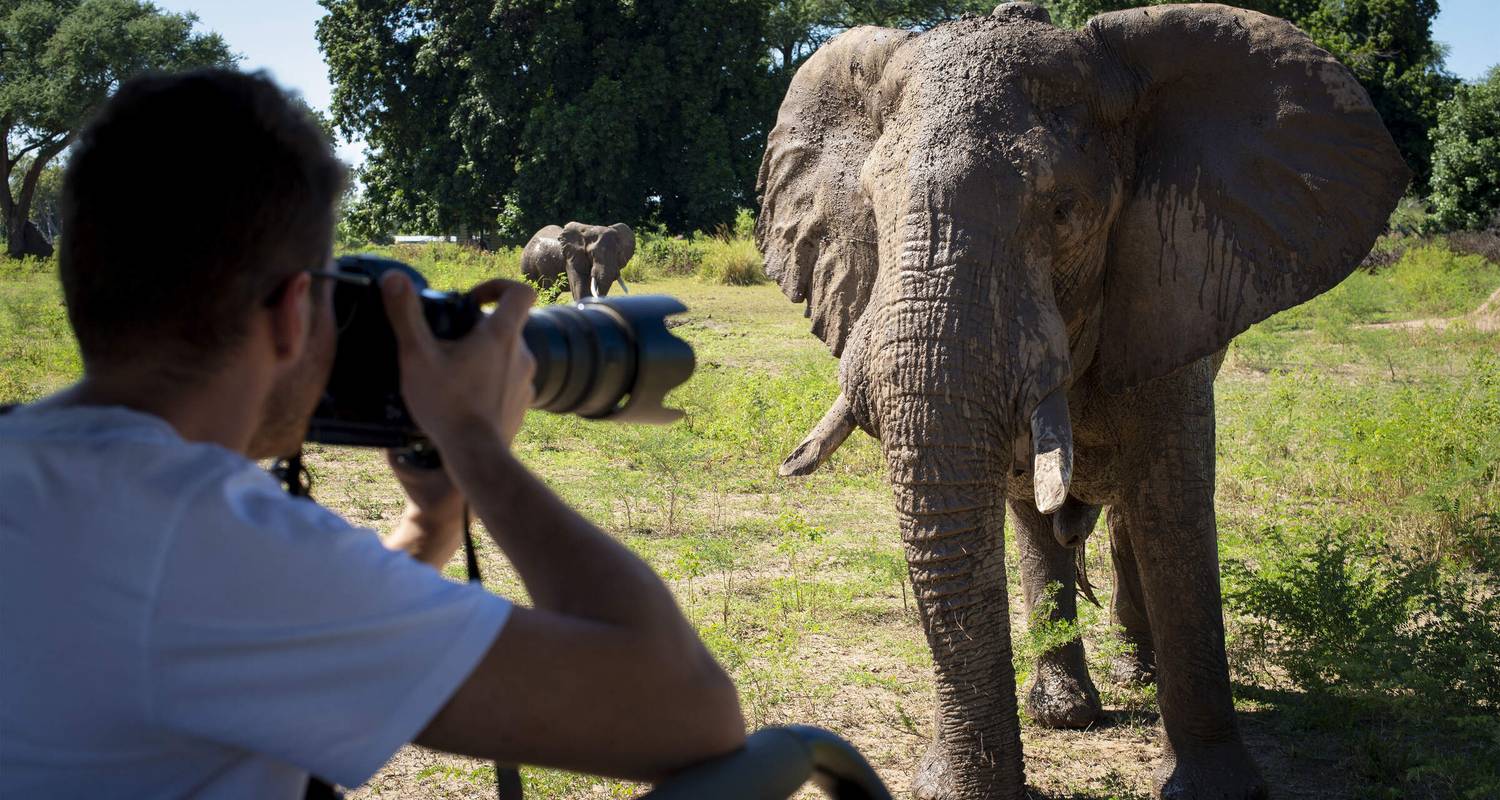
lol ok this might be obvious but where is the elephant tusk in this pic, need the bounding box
[1030,386,1073,514]
[778,393,857,477]
[591,275,600,298]
[617,277,630,293]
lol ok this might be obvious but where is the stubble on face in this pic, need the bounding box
[246,281,337,460]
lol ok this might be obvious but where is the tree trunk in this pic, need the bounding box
[6,136,68,259]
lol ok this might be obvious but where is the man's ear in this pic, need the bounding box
[266,271,314,364]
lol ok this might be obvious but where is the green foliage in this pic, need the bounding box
[0,0,234,255]
[698,237,767,286]
[631,235,706,280]
[318,0,776,241]
[1429,66,1500,232]
[1225,525,1499,707]
[0,254,77,401]
[1222,523,1500,800]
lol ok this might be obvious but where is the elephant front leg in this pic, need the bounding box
[1120,386,1265,799]
[1107,506,1157,686]
[1011,498,1102,729]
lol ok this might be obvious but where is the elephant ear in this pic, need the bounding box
[609,223,635,263]
[1088,4,1409,390]
[756,26,913,357]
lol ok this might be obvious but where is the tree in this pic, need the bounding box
[7,156,61,243]
[0,0,235,258]
[321,0,777,242]
[1429,66,1500,231]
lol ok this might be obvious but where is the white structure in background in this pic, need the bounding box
[392,235,458,244]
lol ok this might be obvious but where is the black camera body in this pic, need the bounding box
[305,254,694,449]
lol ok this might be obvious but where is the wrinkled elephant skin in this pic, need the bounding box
[755,3,1406,799]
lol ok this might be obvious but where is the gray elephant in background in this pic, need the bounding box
[757,3,1406,799]
[521,221,634,301]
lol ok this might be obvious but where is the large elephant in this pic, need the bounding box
[520,221,634,301]
[757,4,1406,799]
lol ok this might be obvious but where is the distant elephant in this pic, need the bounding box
[520,221,634,301]
[756,4,1406,799]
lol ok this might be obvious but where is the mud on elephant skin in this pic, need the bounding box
[756,3,1406,799]
[520,221,635,301]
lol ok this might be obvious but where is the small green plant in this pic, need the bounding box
[1012,582,1090,688]
[775,510,827,613]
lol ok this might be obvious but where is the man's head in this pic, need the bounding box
[60,69,346,456]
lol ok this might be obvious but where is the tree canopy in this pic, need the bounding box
[1429,66,1500,231]
[320,0,778,243]
[1,0,235,257]
[323,0,1461,242]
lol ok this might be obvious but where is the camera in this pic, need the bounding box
[305,254,695,449]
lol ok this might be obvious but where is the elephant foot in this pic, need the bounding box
[911,738,953,800]
[1155,741,1267,800]
[1110,648,1157,687]
[1023,658,1101,728]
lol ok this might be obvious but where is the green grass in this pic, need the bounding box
[4,239,1498,799]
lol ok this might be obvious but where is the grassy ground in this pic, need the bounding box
[2,239,1496,799]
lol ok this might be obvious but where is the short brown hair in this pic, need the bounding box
[60,69,346,374]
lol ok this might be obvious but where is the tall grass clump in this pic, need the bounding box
[697,237,765,286]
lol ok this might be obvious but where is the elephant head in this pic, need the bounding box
[561,221,635,301]
[756,3,1406,796]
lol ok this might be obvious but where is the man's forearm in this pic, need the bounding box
[440,429,687,632]
[386,503,463,568]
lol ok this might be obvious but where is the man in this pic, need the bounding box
[0,70,744,797]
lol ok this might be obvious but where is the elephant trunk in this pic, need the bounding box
[887,420,1024,798]
[858,271,1028,798]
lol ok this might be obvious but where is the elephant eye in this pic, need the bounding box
[1052,201,1071,225]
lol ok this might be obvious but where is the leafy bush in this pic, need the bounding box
[1429,66,1500,232]
[631,235,704,280]
[1222,519,1500,800]
[697,237,765,286]
[1225,524,1500,709]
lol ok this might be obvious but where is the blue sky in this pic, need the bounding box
[157,0,1500,169]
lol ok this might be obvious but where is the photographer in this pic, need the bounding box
[0,70,744,797]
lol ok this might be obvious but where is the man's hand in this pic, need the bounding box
[383,450,465,567]
[379,272,536,450]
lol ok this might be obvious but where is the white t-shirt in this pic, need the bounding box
[0,404,512,798]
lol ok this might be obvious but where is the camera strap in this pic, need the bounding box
[271,449,523,800]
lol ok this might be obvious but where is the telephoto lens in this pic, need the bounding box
[304,255,695,449]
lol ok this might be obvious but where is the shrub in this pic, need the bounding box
[1224,524,1500,711]
[697,237,765,286]
[632,235,704,279]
